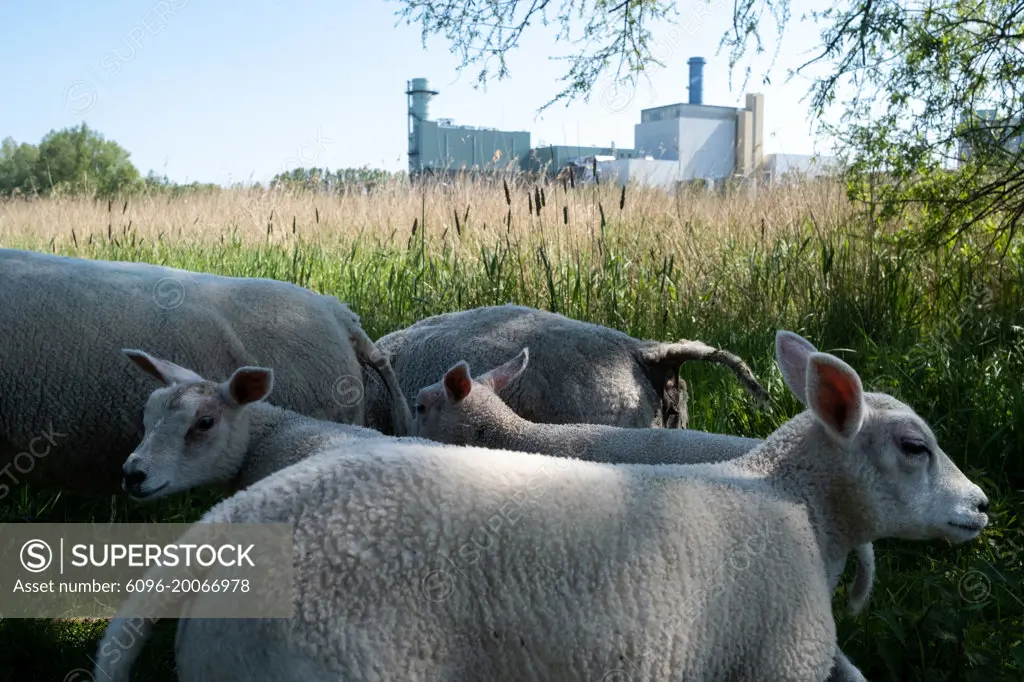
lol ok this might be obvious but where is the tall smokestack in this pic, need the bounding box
[408,77,435,124]
[406,77,438,175]
[687,57,706,105]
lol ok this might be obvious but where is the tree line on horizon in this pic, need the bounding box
[0,123,398,199]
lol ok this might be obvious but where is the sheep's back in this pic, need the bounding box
[195,441,836,681]
[0,248,365,495]
[365,304,661,434]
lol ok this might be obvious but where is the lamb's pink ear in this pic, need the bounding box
[775,331,818,406]
[443,362,473,402]
[478,348,529,393]
[222,367,274,406]
[122,349,204,386]
[805,352,864,441]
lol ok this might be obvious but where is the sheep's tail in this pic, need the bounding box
[334,305,414,437]
[848,542,875,615]
[639,339,770,408]
[93,523,222,682]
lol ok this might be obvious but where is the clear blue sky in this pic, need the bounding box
[1,0,838,186]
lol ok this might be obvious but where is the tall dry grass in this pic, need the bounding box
[0,174,856,256]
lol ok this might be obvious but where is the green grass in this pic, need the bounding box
[1,205,1022,681]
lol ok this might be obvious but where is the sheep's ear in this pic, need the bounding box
[775,331,818,406]
[123,348,204,386]
[443,362,473,402]
[478,347,529,393]
[805,352,864,442]
[221,367,274,406]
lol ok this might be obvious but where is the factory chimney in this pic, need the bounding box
[687,57,705,105]
[406,77,439,176]
[408,78,435,125]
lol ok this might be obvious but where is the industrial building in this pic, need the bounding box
[406,78,530,175]
[405,77,634,177]
[629,58,763,175]
[522,145,642,175]
[599,57,834,188]
[405,56,836,188]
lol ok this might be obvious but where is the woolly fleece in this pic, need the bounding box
[93,331,989,682]
[361,303,768,435]
[0,247,411,494]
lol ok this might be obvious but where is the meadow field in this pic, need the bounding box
[0,174,1021,681]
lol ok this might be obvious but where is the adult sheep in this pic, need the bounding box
[361,303,769,434]
[94,330,990,682]
[0,247,411,496]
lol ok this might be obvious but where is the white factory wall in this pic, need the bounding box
[676,115,736,181]
[636,111,737,182]
[597,159,682,190]
[633,118,680,161]
[600,153,839,191]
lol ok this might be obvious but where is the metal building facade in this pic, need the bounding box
[414,120,530,173]
[521,145,639,175]
[407,77,530,175]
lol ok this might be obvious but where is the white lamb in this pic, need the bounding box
[94,330,990,682]
[362,303,769,434]
[412,346,877,614]
[413,346,877,678]
[118,348,388,500]
[0,247,411,496]
[413,345,763,462]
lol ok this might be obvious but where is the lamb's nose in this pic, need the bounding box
[977,498,989,514]
[124,469,147,489]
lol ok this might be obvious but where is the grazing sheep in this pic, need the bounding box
[94,330,989,682]
[361,303,769,434]
[0,247,411,495]
[118,349,391,500]
[414,346,877,675]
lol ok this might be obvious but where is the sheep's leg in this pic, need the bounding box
[646,361,688,428]
[848,543,876,615]
[827,650,868,682]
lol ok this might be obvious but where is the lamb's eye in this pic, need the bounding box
[900,438,930,457]
[416,404,426,414]
[194,416,216,432]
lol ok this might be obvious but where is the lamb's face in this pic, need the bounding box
[774,330,989,547]
[413,352,528,446]
[119,350,272,502]
[122,382,246,501]
[412,373,479,445]
[850,394,989,544]
[412,381,442,439]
